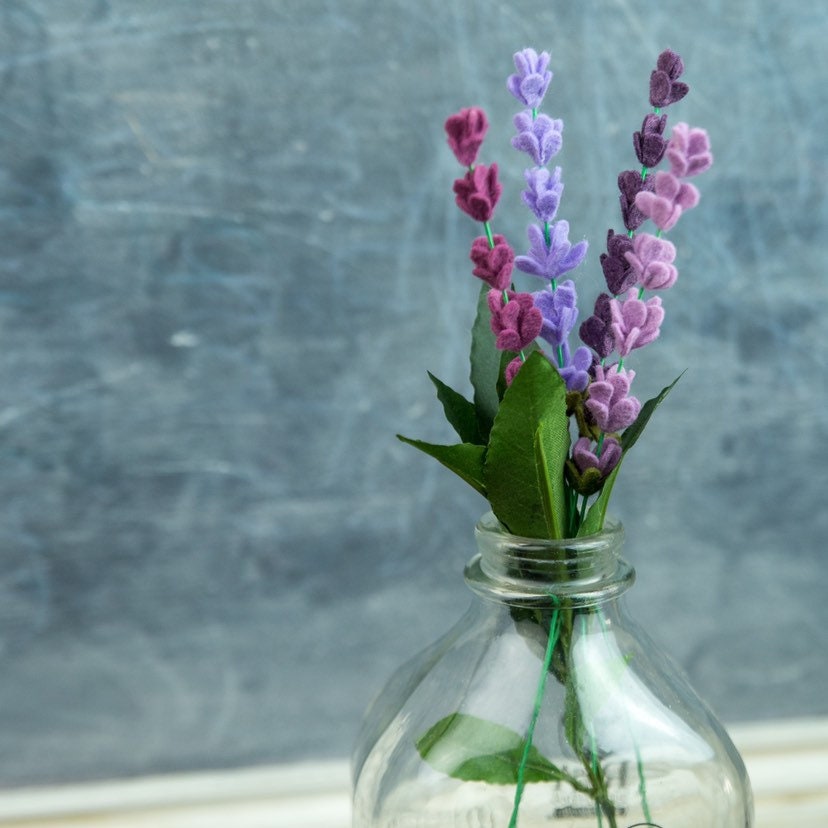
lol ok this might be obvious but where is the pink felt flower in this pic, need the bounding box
[470,234,514,290]
[444,107,489,167]
[453,164,502,223]
[634,170,699,231]
[585,364,640,433]
[666,122,713,178]
[505,355,524,386]
[487,289,543,352]
[624,233,678,291]
[610,290,664,356]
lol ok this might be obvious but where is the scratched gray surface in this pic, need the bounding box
[0,0,825,787]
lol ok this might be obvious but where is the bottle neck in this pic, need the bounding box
[464,512,634,608]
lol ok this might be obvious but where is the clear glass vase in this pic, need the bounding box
[352,513,753,827]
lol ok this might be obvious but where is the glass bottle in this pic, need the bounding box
[352,513,753,827]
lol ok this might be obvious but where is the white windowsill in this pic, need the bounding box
[0,718,825,827]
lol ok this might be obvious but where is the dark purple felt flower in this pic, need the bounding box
[444,107,489,167]
[635,170,699,231]
[453,164,502,223]
[515,221,588,282]
[600,230,637,295]
[507,48,552,109]
[609,290,664,356]
[649,49,689,108]
[469,234,514,291]
[579,292,615,359]
[573,435,622,476]
[557,342,592,392]
[533,280,579,346]
[487,289,543,351]
[625,233,677,291]
[633,113,668,168]
[618,170,655,232]
[585,364,641,433]
[511,111,563,166]
[666,122,713,178]
[522,166,564,223]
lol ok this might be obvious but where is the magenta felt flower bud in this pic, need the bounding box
[625,233,678,291]
[634,170,699,231]
[445,107,489,167]
[610,290,664,356]
[507,48,552,109]
[511,111,563,166]
[585,364,641,433]
[505,355,523,386]
[649,49,689,108]
[453,164,502,223]
[470,234,514,291]
[633,113,668,168]
[666,122,713,178]
[573,435,622,476]
[600,229,637,295]
[487,289,543,351]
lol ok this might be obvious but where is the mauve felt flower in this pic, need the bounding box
[635,170,699,231]
[579,292,615,359]
[633,113,668,168]
[625,233,678,291]
[511,111,563,166]
[533,280,579,347]
[618,170,655,231]
[515,221,588,281]
[573,435,622,476]
[666,122,713,178]
[453,164,503,223]
[522,166,564,223]
[470,234,514,291]
[585,363,641,433]
[610,290,664,356]
[507,48,552,109]
[444,107,489,167]
[600,230,636,295]
[649,49,689,108]
[557,342,592,392]
[505,355,524,385]
[487,289,543,351]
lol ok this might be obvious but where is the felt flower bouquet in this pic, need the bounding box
[400,48,712,540]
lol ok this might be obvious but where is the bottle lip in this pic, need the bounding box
[465,512,634,606]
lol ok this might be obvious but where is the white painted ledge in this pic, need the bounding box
[0,719,825,827]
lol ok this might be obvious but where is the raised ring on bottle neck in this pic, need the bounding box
[464,512,634,607]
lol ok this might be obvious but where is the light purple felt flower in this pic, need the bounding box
[453,164,503,223]
[470,234,514,291]
[633,113,668,168]
[609,290,664,356]
[579,292,615,359]
[649,49,689,108]
[522,166,563,223]
[585,364,641,433]
[444,107,489,167]
[666,122,713,178]
[487,289,543,351]
[533,280,579,346]
[515,221,588,281]
[634,170,699,232]
[511,111,563,166]
[507,48,552,109]
[573,435,622,476]
[625,233,678,291]
[557,342,592,392]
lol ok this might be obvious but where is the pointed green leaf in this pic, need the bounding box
[416,713,572,785]
[397,435,487,497]
[621,372,684,452]
[483,352,570,538]
[427,372,483,445]
[469,283,501,441]
[534,416,570,539]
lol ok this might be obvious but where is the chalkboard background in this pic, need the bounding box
[0,0,825,788]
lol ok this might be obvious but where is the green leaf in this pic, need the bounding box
[427,372,483,445]
[534,416,570,539]
[578,462,621,537]
[483,352,570,538]
[469,284,501,442]
[416,713,571,785]
[397,435,487,497]
[621,371,684,452]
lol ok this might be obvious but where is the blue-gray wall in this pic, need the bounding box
[0,0,825,787]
